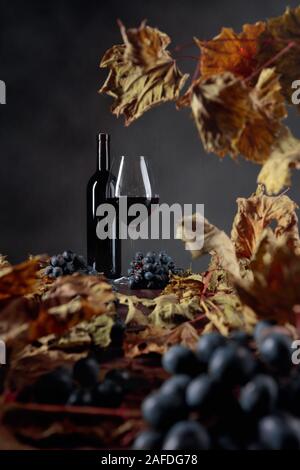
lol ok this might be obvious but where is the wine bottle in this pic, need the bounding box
[86,133,121,278]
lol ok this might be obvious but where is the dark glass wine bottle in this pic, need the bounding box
[86,133,121,278]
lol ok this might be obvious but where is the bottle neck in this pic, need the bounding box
[97,134,110,171]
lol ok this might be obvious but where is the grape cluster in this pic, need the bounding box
[18,357,134,408]
[128,251,178,289]
[133,321,300,450]
[44,250,97,278]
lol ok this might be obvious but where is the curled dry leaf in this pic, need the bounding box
[179,72,249,157]
[236,68,287,163]
[235,232,300,325]
[0,257,42,302]
[180,69,286,162]
[119,20,172,68]
[177,212,240,278]
[124,322,200,359]
[29,274,116,341]
[99,22,188,126]
[148,294,200,327]
[117,293,149,326]
[197,22,265,79]
[201,293,257,336]
[256,6,300,107]
[0,255,10,272]
[258,127,300,195]
[231,184,299,261]
[163,274,204,300]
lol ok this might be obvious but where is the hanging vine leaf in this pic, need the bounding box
[231,184,299,261]
[256,6,300,108]
[99,22,188,126]
[180,68,286,162]
[197,22,265,79]
[258,127,300,195]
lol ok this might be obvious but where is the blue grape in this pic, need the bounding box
[73,357,99,387]
[196,332,227,368]
[239,374,278,417]
[209,344,256,386]
[258,332,292,374]
[162,345,201,376]
[142,391,187,430]
[258,414,300,449]
[186,375,219,414]
[144,271,154,281]
[160,375,190,399]
[162,421,210,450]
[133,430,163,450]
[52,267,63,278]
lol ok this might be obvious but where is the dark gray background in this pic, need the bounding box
[0,0,300,273]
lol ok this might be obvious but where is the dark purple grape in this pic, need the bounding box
[93,379,123,407]
[133,430,163,450]
[34,367,73,404]
[162,345,201,376]
[52,267,63,278]
[73,357,99,387]
[144,271,154,281]
[142,391,187,430]
[186,375,220,414]
[258,414,300,449]
[254,320,276,344]
[45,266,53,276]
[196,332,227,368]
[68,388,93,407]
[162,421,210,450]
[258,332,293,374]
[239,374,278,417]
[209,344,256,386]
[63,250,74,262]
[160,375,190,399]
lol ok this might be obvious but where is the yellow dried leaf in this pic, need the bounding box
[258,127,300,195]
[99,22,188,126]
[29,274,116,341]
[231,184,299,261]
[197,22,265,79]
[177,212,240,278]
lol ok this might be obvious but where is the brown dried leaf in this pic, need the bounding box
[99,22,188,126]
[120,20,172,68]
[197,22,265,79]
[0,257,41,302]
[231,184,299,261]
[256,6,300,107]
[235,232,300,325]
[148,294,200,327]
[182,72,249,157]
[236,68,287,163]
[124,322,200,358]
[182,69,286,162]
[0,254,10,272]
[29,274,116,341]
[258,127,300,195]
[177,212,240,277]
[202,293,257,336]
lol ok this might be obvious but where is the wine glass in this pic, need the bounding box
[106,155,159,281]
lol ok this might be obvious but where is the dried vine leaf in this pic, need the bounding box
[180,72,249,157]
[235,232,300,325]
[119,20,172,68]
[256,6,300,107]
[231,184,299,261]
[202,293,257,336]
[181,69,286,162]
[149,294,200,327]
[163,274,204,301]
[0,254,10,272]
[197,22,265,79]
[0,257,41,301]
[99,22,188,126]
[258,127,300,195]
[177,212,240,278]
[8,342,85,392]
[236,68,287,163]
[29,274,116,341]
[124,322,200,358]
